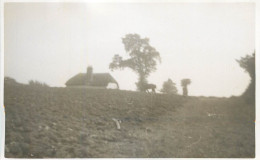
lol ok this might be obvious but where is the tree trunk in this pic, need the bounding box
[183,86,188,96]
[243,78,255,105]
[137,72,147,91]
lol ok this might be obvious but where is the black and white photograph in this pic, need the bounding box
[2,1,256,158]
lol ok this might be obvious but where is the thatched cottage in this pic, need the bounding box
[65,66,119,89]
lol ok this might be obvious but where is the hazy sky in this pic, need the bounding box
[4,2,255,97]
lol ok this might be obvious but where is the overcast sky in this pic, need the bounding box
[4,2,255,97]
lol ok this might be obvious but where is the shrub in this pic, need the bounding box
[161,79,178,94]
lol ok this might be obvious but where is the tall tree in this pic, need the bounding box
[161,79,178,94]
[181,79,191,96]
[109,34,161,91]
[236,52,255,103]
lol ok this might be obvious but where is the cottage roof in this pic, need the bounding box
[65,73,118,87]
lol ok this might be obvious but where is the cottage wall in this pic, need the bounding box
[67,85,106,89]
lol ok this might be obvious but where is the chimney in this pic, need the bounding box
[86,66,93,84]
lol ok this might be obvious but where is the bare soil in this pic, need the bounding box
[4,84,255,158]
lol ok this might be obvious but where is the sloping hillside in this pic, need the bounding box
[4,84,255,158]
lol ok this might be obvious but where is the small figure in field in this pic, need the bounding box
[143,83,156,93]
[181,79,191,96]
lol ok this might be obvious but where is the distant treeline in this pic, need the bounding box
[4,77,49,88]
